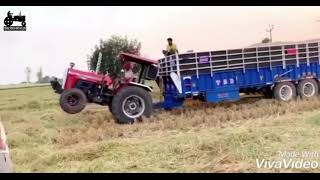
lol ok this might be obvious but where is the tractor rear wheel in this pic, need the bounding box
[297,79,319,99]
[60,88,87,114]
[4,17,13,27]
[111,86,152,124]
[273,81,296,102]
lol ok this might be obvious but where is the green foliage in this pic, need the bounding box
[261,37,271,43]
[88,35,141,77]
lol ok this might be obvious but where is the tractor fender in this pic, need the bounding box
[128,82,153,92]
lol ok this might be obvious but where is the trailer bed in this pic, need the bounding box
[157,39,320,109]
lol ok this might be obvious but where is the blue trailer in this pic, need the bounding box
[156,40,320,109]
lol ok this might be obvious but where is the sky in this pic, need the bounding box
[0,6,320,84]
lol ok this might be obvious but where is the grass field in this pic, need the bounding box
[1,85,320,172]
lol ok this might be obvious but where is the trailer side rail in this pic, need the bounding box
[158,40,320,77]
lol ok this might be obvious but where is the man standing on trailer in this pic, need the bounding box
[158,38,179,101]
[162,38,179,56]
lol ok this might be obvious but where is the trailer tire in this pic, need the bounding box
[273,82,296,102]
[297,79,318,99]
[60,88,87,114]
[111,86,152,124]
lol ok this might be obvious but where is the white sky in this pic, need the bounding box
[0,6,320,84]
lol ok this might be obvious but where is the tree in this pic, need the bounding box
[25,67,31,84]
[38,76,50,83]
[88,35,141,77]
[36,67,43,83]
[261,37,271,43]
[37,75,62,84]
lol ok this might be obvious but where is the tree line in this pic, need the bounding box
[22,67,61,84]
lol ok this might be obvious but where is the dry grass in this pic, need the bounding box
[1,86,320,172]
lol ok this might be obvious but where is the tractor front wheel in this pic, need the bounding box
[59,88,87,114]
[111,86,152,124]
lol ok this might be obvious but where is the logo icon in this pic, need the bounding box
[3,11,26,31]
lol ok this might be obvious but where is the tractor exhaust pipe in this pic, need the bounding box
[96,52,102,73]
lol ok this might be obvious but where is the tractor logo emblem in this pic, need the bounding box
[3,11,26,31]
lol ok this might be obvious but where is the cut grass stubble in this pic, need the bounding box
[1,86,320,172]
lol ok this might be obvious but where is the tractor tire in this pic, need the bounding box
[273,81,296,102]
[108,104,113,113]
[111,86,152,124]
[4,17,13,27]
[297,79,319,99]
[21,21,26,27]
[107,97,114,115]
[59,88,87,114]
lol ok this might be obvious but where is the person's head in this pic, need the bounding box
[123,62,133,71]
[167,38,173,45]
[70,62,75,69]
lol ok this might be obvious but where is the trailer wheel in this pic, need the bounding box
[111,86,152,124]
[60,88,87,114]
[297,79,318,99]
[273,82,296,101]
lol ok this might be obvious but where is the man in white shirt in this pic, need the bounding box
[123,62,135,82]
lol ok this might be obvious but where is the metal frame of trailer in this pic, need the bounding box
[157,40,320,109]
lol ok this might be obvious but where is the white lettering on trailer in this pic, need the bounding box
[223,79,228,85]
[260,75,264,81]
[229,78,234,84]
[216,80,221,86]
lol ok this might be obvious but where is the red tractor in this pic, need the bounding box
[4,11,26,27]
[50,53,159,124]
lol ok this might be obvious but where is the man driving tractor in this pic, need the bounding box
[123,61,136,82]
